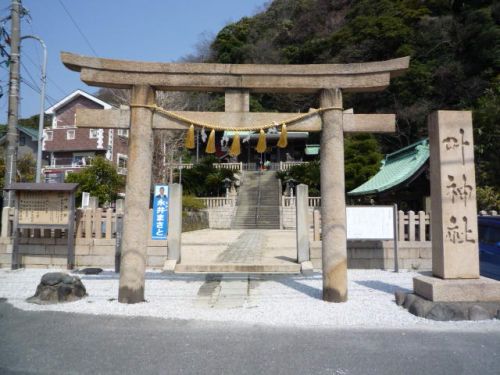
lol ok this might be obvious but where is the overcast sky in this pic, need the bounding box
[0,0,270,123]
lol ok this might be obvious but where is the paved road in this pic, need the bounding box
[1,300,500,375]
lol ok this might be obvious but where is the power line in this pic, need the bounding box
[57,0,98,56]
[22,51,68,97]
[20,77,56,106]
[21,61,39,91]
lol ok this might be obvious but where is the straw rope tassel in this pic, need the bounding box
[277,123,288,148]
[185,124,195,149]
[229,132,241,157]
[255,129,267,153]
[206,129,216,153]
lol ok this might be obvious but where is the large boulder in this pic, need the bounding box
[27,272,87,304]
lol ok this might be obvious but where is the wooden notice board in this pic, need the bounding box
[5,183,78,270]
[18,191,71,225]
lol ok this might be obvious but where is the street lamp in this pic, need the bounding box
[20,35,46,183]
[286,178,297,200]
[223,177,232,198]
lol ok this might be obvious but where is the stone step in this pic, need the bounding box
[232,223,280,227]
[175,263,300,274]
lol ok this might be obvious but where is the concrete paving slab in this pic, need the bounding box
[178,229,300,273]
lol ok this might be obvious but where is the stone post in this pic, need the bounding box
[167,183,182,262]
[88,196,99,209]
[428,111,479,279]
[313,209,321,241]
[320,88,348,302]
[118,85,155,304]
[115,199,125,213]
[225,89,249,112]
[296,183,310,263]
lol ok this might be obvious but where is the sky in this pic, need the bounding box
[0,0,270,124]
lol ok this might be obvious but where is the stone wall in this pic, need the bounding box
[0,237,167,270]
[206,206,237,229]
[310,240,432,271]
[183,211,209,232]
[281,206,314,229]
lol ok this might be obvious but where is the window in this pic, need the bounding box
[118,129,129,138]
[117,154,128,169]
[45,131,53,141]
[89,129,99,139]
[19,135,26,146]
[67,129,75,140]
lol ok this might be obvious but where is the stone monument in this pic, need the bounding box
[413,111,500,302]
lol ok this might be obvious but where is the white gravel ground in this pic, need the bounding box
[1,268,499,331]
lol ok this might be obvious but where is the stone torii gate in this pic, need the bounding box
[61,52,409,304]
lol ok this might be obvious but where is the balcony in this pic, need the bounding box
[43,157,128,175]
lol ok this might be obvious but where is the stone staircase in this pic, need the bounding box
[231,171,280,229]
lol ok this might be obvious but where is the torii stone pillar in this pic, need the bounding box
[320,88,347,302]
[118,85,155,303]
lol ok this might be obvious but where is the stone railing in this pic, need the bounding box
[303,208,432,242]
[282,196,321,207]
[167,162,243,171]
[397,210,430,242]
[279,161,308,171]
[1,207,123,240]
[213,162,243,171]
[0,206,213,240]
[196,197,236,208]
[479,210,498,216]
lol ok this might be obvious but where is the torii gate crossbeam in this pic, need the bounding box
[61,52,409,304]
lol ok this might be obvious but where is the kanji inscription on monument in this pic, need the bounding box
[18,191,70,225]
[429,110,479,279]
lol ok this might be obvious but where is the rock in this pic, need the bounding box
[403,293,418,309]
[75,267,103,275]
[408,297,433,317]
[27,272,87,304]
[469,305,492,321]
[394,290,407,306]
[41,272,67,286]
[426,304,468,321]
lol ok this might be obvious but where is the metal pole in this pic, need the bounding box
[393,203,399,273]
[21,35,46,183]
[4,0,21,206]
[195,129,199,163]
[178,156,182,184]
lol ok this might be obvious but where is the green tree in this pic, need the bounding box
[182,156,237,197]
[16,154,36,182]
[65,157,125,205]
[277,134,382,195]
[0,154,35,188]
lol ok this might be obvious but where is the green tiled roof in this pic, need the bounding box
[17,125,39,140]
[348,139,429,196]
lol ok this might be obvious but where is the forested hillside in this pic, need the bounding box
[208,0,499,200]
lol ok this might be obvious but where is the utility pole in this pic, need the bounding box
[4,0,21,206]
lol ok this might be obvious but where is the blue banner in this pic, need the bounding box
[151,185,169,240]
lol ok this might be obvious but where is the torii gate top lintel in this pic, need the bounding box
[61,52,409,93]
